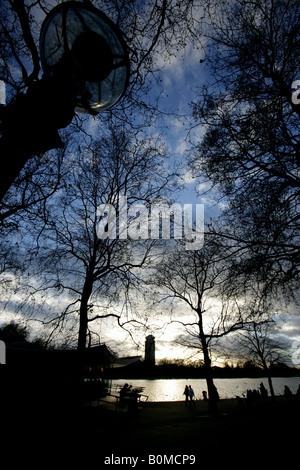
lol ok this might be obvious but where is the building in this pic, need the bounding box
[145,335,155,366]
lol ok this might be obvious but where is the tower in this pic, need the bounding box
[145,335,155,366]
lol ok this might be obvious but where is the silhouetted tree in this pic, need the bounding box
[234,317,289,398]
[150,237,247,413]
[189,0,300,296]
[0,321,28,344]
[0,0,202,200]
[0,0,203,344]
[0,320,48,348]
[15,124,173,350]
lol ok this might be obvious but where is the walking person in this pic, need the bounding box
[188,385,195,405]
[183,385,189,406]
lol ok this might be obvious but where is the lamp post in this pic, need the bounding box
[0,1,129,202]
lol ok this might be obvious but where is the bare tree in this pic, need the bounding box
[234,316,289,398]
[150,238,246,413]
[0,0,204,297]
[12,124,174,350]
[0,0,204,346]
[189,0,300,295]
[0,0,203,201]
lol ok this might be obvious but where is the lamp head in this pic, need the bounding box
[39,1,129,114]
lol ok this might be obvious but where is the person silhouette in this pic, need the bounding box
[284,385,293,400]
[183,385,189,406]
[188,385,195,405]
[259,382,268,398]
[120,383,131,403]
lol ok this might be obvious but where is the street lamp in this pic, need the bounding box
[0,1,130,202]
[39,1,129,114]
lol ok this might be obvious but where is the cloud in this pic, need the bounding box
[275,314,300,342]
[158,43,207,115]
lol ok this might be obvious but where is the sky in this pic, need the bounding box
[1,0,299,368]
[85,7,300,365]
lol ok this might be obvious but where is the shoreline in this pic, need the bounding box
[108,376,300,403]
[95,394,296,417]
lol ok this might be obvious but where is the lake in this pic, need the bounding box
[111,377,300,401]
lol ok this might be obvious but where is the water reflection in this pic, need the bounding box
[112,377,300,402]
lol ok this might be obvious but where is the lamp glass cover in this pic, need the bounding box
[39,1,129,113]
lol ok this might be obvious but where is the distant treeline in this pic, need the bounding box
[107,359,300,379]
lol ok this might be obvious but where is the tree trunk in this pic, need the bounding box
[261,358,275,399]
[201,334,219,415]
[77,272,94,351]
[266,370,275,399]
